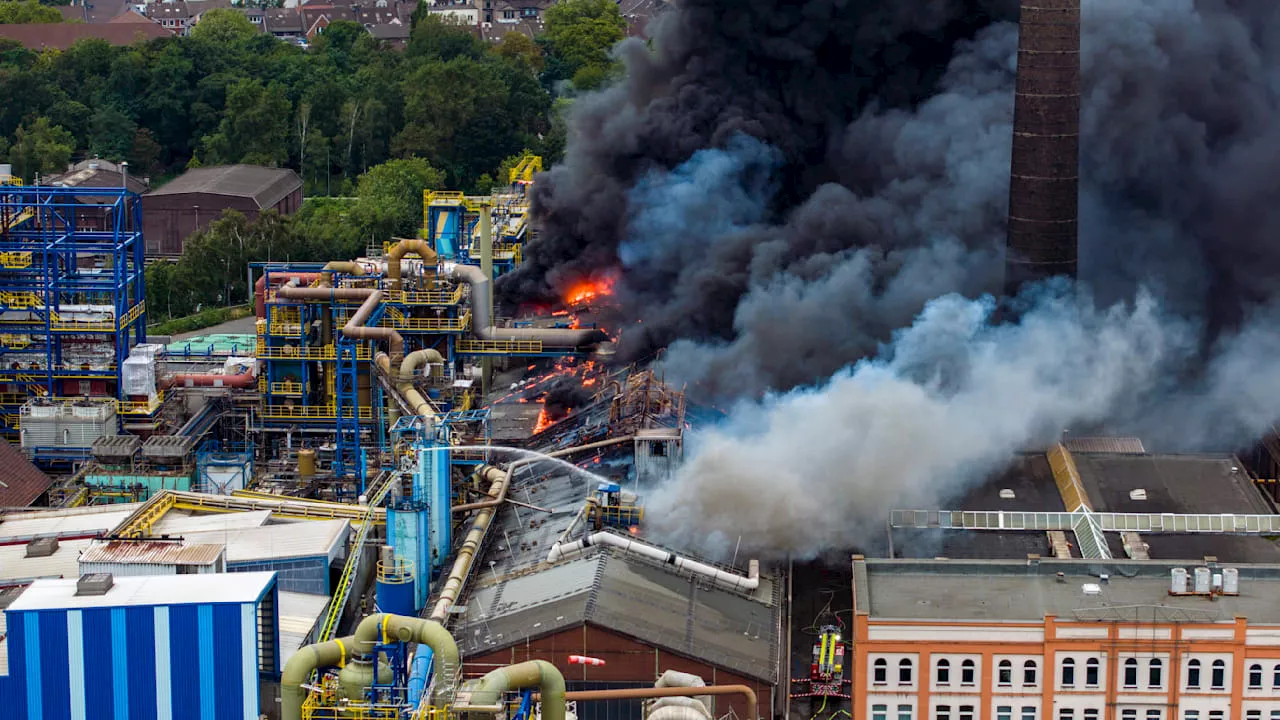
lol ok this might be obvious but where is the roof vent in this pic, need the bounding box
[999,489,1016,499]
[25,536,59,558]
[1082,583,1102,596]
[76,573,114,597]
[1129,489,1147,500]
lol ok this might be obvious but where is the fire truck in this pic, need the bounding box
[809,624,846,696]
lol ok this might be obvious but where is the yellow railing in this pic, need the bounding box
[456,338,543,354]
[387,312,470,333]
[508,154,543,184]
[269,381,304,396]
[260,405,373,420]
[385,287,464,306]
[493,243,523,264]
[115,492,178,538]
[0,392,28,404]
[0,334,31,349]
[3,207,34,230]
[0,291,42,309]
[270,306,301,324]
[0,251,32,269]
[268,322,304,336]
[117,391,164,416]
[255,344,373,361]
[316,478,393,643]
[47,301,144,332]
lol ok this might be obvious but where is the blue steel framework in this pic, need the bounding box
[253,263,470,477]
[0,185,147,440]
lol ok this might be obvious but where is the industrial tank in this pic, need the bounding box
[298,448,316,477]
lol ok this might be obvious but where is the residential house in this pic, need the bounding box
[264,7,305,41]
[369,21,409,48]
[426,0,479,26]
[0,22,171,50]
[144,2,192,33]
[300,4,356,39]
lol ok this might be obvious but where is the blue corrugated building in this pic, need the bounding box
[0,571,280,720]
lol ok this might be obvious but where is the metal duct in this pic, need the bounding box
[430,464,507,621]
[319,261,365,287]
[459,660,566,720]
[545,686,760,719]
[443,263,608,349]
[546,532,761,592]
[386,238,438,290]
[1004,0,1080,295]
[280,635,357,720]
[160,370,257,389]
[254,272,320,317]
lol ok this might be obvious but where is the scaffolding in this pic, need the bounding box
[0,184,147,452]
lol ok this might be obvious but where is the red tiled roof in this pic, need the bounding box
[0,23,172,50]
[0,440,53,508]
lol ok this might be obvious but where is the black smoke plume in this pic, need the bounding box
[542,375,591,422]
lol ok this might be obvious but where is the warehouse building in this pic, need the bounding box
[142,164,302,256]
[0,571,280,719]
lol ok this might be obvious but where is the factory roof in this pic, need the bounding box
[146,164,301,209]
[0,538,96,585]
[0,23,172,50]
[7,571,277,611]
[78,540,226,566]
[152,508,273,534]
[0,503,139,541]
[855,556,1280,625]
[0,440,54,508]
[457,548,780,682]
[887,449,1280,563]
[182,518,349,563]
[279,590,328,658]
[46,160,150,198]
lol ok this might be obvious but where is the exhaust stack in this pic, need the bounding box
[1004,0,1081,296]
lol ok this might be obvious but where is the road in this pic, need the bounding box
[788,559,854,720]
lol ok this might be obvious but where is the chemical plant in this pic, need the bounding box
[0,162,782,720]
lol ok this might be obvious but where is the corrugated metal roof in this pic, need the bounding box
[182,518,349,562]
[0,538,96,583]
[152,508,272,534]
[278,591,328,659]
[0,439,54,508]
[145,165,301,209]
[1064,436,1147,454]
[0,504,139,540]
[7,571,276,610]
[78,540,225,566]
[456,549,780,682]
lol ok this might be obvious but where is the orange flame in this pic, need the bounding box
[533,408,552,434]
[565,277,615,306]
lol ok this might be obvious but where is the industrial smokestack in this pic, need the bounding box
[1004,0,1080,296]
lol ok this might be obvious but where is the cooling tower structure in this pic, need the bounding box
[1004,0,1081,295]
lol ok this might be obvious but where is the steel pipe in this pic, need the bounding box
[443,263,607,348]
[541,686,759,717]
[463,660,566,720]
[254,271,320,317]
[431,464,508,621]
[547,532,760,592]
[280,635,357,720]
[386,238,438,291]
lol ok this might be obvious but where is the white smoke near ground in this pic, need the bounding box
[646,288,1206,558]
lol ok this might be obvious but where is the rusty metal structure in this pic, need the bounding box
[1005,0,1081,295]
[607,368,686,436]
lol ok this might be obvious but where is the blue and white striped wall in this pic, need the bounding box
[0,578,279,720]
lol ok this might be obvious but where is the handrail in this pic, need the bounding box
[315,474,393,642]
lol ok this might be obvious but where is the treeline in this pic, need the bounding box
[0,0,627,194]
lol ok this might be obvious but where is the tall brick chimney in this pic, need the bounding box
[1004,0,1081,296]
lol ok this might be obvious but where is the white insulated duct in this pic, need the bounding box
[648,707,712,720]
[546,532,760,592]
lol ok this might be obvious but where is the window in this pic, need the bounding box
[1187,659,1201,689]
[961,659,976,686]
[899,705,913,720]
[874,658,887,685]
[1250,663,1263,689]
[1212,659,1226,689]
[1272,713,1280,720]
[1024,660,1038,686]
[1148,659,1163,688]
[1147,712,1162,720]
[937,706,951,720]
[997,707,1012,720]
[1059,711,1074,720]
[937,659,951,686]
[1123,658,1138,688]
[959,708,973,720]
[1061,657,1076,687]
[1183,712,1199,720]
[1209,712,1224,720]
[1246,711,1261,720]
[1084,712,1098,720]
[873,705,888,720]
[900,659,914,684]
[1122,711,1137,720]
[1022,708,1036,720]
[1274,665,1280,688]
[1085,658,1099,687]
[502,9,513,18]
[999,659,1013,686]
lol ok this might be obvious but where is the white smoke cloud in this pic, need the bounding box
[646,288,1200,559]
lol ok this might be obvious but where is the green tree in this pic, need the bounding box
[406,13,484,62]
[88,105,137,160]
[127,128,164,177]
[202,78,292,166]
[8,117,74,183]
[352,158,445,238]
[541,0,626,90]
[189,8,258,44]
[495,32,544,74]
[0,0,63,23]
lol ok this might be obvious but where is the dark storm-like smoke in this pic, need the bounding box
[509,0,1280,557]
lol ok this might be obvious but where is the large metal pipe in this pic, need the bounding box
[431,464,507,621]
[1004,0,1080,295]
[546,435,635,458]
[319,261,366,287]
[255,272,320,317]
[443,263,607,348]
[547,532,760,592]
[352,613,459,686]
[544,686,759,717]
[462,660,566,720]
[280,635,357,720]
[450,463,512,514]
[399,348,444,418]
[160,369,256,389]
[386,238,438,291]
[276,286,409,365]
